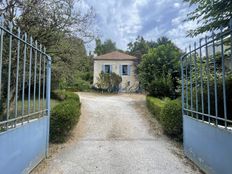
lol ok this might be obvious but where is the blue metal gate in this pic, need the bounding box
[181,20,232,174]
[0,16,51,174]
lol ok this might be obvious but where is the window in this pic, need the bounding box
[104,65,112,73]
[122,65,129,75]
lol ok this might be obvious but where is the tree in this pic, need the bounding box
[0,0,95,117]
[184,0,232,36]
[1,0,95,83]
[94,38,117,56]
[127,36,149,60]
[138,41,181,98]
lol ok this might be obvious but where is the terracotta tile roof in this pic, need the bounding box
[94,51,137,60]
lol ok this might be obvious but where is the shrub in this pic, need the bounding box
[147,77,174,99]
[50,91,81,143]
[160,99,182,140]
[96,72,122,93]
[67,79,91,92]
[51,90,80,102]
[146,96,166,120]
[188,76,232,124]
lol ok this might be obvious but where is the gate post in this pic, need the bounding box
[46,56,52,157]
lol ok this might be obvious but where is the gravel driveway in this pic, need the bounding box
[32,92,201,174]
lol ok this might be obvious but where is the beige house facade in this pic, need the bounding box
[93,51,139,92]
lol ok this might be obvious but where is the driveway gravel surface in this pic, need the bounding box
[32,92,201,174]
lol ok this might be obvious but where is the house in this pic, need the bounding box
[93,51,139,92]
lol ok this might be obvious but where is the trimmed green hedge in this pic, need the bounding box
[146,96,182,141]
[50,91,81,143]
[146,96,166,120]
[160,99,182,140]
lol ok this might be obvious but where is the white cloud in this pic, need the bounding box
[174,2,181,8]
[84,0,205,52]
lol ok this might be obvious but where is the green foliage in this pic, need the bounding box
[50,91,81,143]
[96,72,122,92]
[147,76,174,99]
[184,0,232,36]
[127,36,172,60]
[94,38,117,56]
[160,99,182,140]
[138,40,181,99]
[0,0,95,112]
[51,90,80,102]
[51,37,93,90]
[67,79,91,92]
[189,76,232,123]
[146,96,182,140]
[127,36,150,60]
[146,96,166,120]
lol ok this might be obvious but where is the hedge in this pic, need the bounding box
[51,90,80,102]
[146,96,166,120]
[50,91,81,143]
[146,96,182,141]
[160,99,182,140]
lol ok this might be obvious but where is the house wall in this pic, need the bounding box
[93,60,139,92]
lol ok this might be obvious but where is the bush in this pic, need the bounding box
[190,77,232,123]
[96,72,122,93]
[146,96,166,120]
[160,99,182,140]
[67,79,91,92]
[50,91,81,143]
[147,77,174,99]
[51,90,80,102]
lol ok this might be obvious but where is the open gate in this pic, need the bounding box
[181,20,232,174]
[0,16,51,174]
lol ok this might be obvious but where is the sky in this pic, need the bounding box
[82,0,203,52]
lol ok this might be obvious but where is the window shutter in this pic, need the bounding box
[119,65,122,75]
[102,64,105,73]
[128,65,131,76]
[110,65,112,73]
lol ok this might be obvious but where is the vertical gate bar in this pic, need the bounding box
[28,36,33,119]
[14,27,21,127]
[46,56,51,157]
[33,40,38,113]
[194,42,198,119]
[199,38,204,120]
[220,27,227,128]
[185,56,188,111]
[205,36,211,123]
[181,57,185,115]
[212,32,218,126]
[42,47,46,113]
[0,16,4,114]
[230,19,232,77]
[22,33,27,124]
[189,45,193,117]
[38,44,42,112]
[6,22,13,129]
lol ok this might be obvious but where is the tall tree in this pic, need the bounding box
[127,36,149,60]
[0,0,95,83]
[94,38,117,56]
[0,0,95,116]
[184,0,232,36]
[138,41,182,98]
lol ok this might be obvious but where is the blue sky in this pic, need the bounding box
[82,0,203,51]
